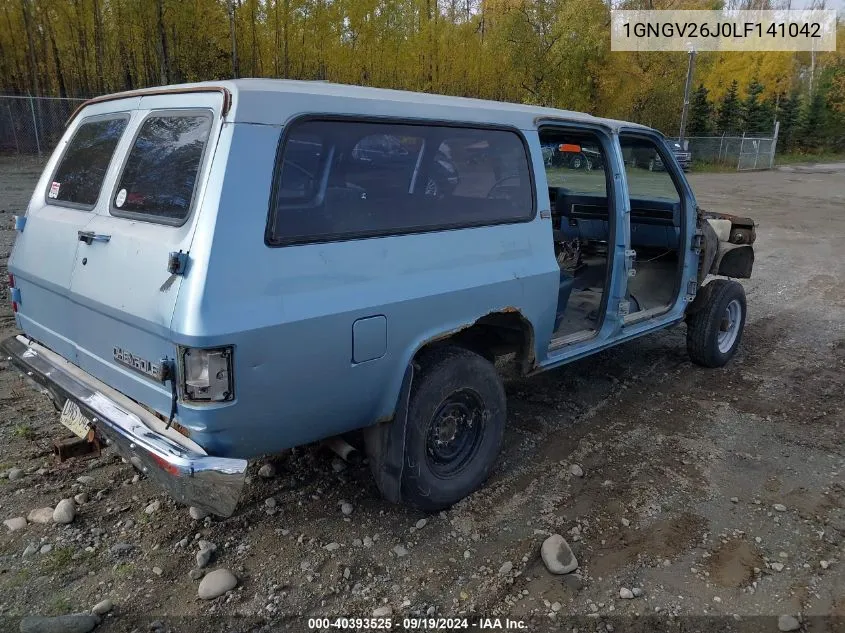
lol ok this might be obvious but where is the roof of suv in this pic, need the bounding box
[78,79,651,133]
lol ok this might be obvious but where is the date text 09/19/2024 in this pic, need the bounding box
[306,617,528,630]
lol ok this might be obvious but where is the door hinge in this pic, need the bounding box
[685,280,698,302]
[167,250,188,275]
[13,216,26,232]
[691,228,704,253]
[618,299,631,316]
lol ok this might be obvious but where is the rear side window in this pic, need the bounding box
[112,112,212,223]
[268,119,534,245]
[48,115,129,208]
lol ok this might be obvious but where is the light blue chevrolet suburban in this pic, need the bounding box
[3,80,755,517]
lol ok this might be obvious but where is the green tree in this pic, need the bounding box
[777,93,801,152]
[742,77,773,135]
[800,92,827,151]
[687,84,713,136]
[717,80,742,135]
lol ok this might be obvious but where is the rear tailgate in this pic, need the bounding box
[10,90,226,417]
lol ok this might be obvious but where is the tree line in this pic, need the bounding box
[0,0,843,153]
[687,72,843,152]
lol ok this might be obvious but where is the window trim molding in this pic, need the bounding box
[108,108,214,227]
[44,112,131,212]
[265,114,538,247]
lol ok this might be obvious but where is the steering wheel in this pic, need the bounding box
[486,175,521,199]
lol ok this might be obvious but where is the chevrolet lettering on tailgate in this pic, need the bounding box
[113,347,164,381]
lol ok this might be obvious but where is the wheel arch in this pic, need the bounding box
[372,307,534,437]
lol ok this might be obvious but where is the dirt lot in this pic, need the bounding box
[0,157,843,633]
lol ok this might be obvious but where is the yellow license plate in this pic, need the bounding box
[59,400,91,439]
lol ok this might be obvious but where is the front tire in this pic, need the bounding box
[686,280,747,367]
[401,346,506,511]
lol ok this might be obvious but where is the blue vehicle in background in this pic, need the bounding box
[3,80,754,516]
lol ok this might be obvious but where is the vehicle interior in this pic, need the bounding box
[543,129,682,342]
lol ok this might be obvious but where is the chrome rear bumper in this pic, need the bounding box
[1,334,247,516]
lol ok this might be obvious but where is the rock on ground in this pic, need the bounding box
[196,548,213,569]
[189,506,209,520]
[27,508,53,524]
[570,464,584,477]
[778,615,801,632]
[258,463,275,479]
[541,534,579,574]
[8,467,23,480]
[619,587,635,599]
[373,606,393,617]
[91,598,113,615]
[19,614,99,633]
[4,517,26,531]
[197,568,238,600]
[52,499,76,524]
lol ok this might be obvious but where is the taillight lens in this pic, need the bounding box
[8,273,17,312]
[180,346,234,402]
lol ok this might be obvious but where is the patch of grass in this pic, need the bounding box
[775,151,845,165]
[689,161,737,174]
[2,568,32,589]
[45,594,73,616]
[113,561,135,578]
[12,422,36,441]
[42,546,75,573]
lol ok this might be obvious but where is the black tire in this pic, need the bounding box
[401,346,506,511]
[686,279,747,368]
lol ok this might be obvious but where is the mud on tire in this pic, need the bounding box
[401,345,506,512]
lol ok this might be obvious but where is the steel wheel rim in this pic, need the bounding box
[717,299,742,353]
[425,389,486,478]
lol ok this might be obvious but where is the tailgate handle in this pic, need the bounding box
[78,231,111,245]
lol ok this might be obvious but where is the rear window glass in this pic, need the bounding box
[48,116,129,207]
[112,113,212,222]
[269,119,533,244]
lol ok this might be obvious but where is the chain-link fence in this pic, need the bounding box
[0,95,86,156]
[672,130,779,171]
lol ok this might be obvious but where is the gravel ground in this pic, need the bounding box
[0,157,843,633]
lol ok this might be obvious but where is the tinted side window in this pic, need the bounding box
[113,113,212,222]
[48,116,129,207]
[270,120,533,244]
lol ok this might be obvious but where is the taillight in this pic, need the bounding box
[8,273,17,313]
[180,346,234,402]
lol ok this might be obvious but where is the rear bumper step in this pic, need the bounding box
[1,334,246,517]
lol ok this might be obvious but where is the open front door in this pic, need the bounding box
[617,131,693,324]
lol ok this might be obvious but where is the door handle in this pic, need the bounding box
[78,231,111,245]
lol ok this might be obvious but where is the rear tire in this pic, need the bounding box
[401,346,506,512]
[686,280,747,368]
